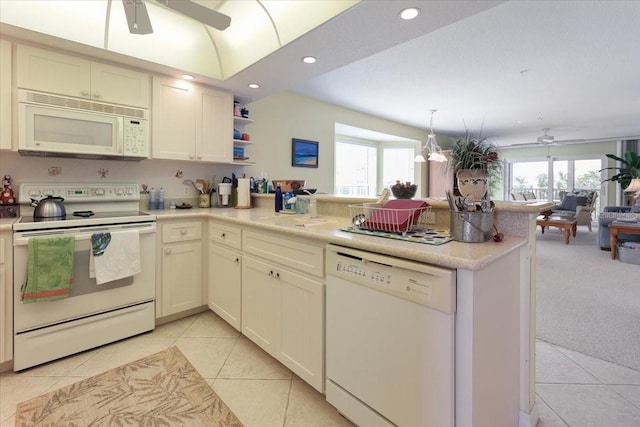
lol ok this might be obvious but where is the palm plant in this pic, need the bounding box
[600,151,640,190]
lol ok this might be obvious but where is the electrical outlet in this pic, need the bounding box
[183,185,191,196]
[424,211,436,225]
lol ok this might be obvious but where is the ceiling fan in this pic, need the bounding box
[504,128,585,149]
[122,0,231,35]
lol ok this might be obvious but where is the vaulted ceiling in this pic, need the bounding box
[2,1,639,147]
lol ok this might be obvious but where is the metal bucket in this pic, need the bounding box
[450,210,494,243]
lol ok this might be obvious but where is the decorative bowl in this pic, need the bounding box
[390,183,417,199]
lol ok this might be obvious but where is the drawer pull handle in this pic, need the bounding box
[165,249,172,255]
[221,233,226,239]
[235,258,240,263]
[180,230,187,235]
[81,90,89,96]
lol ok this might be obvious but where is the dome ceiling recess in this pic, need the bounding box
[0,0,357,80]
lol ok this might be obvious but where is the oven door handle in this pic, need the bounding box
[14,224,156,246]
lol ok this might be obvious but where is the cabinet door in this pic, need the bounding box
[208,244,242,331]
[16,45,91,98]
[0,233,12,364]
[90,62,150,108]
[161,241,202,315]
[0,39,12,150]
[151,77,196,161]
[196,87,233,163]
[242,257,280,355]
[279,269,325,392]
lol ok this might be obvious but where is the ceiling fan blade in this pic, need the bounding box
[162,0,231,31]
[122,0,153,34]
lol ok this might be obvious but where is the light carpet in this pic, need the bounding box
[14,346,243,426]
[535,225,640,371]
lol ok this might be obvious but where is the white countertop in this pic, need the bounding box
[151,206,528,271]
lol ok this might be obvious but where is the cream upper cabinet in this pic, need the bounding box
[152,76,233,163]
[152,77,196,161]
[16,45,150,108]
[0,39,12,150]
[197,86,233,163]
[0,232,13,365]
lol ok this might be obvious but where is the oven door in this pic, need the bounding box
[13,221,156,333]
[18,102,124,157]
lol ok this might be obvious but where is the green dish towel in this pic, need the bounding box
[21,236,74,303]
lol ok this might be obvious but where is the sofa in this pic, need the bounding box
[597,206,640,250]
[549,189,598,231]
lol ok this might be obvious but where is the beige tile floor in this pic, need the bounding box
[1,311,639,426]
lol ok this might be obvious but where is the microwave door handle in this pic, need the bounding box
[116,117,124,154]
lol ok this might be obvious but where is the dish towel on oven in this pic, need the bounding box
[21,236,74,303]
[90,230,141,285]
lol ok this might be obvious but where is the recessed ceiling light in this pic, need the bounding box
[180,74,194,80]
[302,56,317,64]
[399,7,420,20]
[248,83,260,89]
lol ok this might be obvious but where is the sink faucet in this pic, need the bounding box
[304,190,318,218]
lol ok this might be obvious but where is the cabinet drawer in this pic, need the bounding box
[209,221,241,250]
[162,222,202,243]
[243,230,324,278]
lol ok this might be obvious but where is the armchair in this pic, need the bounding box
[597,206,640,249]
[550,189,598,231]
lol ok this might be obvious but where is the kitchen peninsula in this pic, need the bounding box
[149,195,550,427]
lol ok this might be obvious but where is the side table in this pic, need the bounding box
[609,221,640,260]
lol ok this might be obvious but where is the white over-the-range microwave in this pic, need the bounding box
[18,89,149,161]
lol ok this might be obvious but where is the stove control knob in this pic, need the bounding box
[95,188,105,196]
[115,188,124,196]
[126,187,134,195]
[43,189,54,196]
[29,189,41,197]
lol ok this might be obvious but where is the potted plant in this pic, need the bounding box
[600,151,640,190]
[450,135,502,201]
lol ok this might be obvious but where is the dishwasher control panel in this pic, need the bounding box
[327,245,456,313]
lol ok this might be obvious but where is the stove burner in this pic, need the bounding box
[73,210,95,218]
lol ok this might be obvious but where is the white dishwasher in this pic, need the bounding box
[325,244,456,427]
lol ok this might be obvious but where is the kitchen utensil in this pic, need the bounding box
[31,195,66,218]
[195,182,204,194]
[182,179,198,193]
[196,179,208,193]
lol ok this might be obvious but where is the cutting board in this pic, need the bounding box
[363,199,429,232]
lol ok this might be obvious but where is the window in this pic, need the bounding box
[382,146,415,190]
[335,141,377,196]
[507,156,603,213]
[335,140,415,196]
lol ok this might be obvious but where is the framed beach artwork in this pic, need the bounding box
[291,138,319,168]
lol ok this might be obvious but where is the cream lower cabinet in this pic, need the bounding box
[242,230,325,392]
[208,221,242,331]
[159,221,203,317]
[0,231,13,365]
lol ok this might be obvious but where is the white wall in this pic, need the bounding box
[244,91,428,194]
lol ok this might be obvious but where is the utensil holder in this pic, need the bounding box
[450,210,494,242]
[198,194,210,208]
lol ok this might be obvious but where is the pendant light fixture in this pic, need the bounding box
[415,109,447,163]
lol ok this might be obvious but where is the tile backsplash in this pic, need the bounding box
[0,151,244,208]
